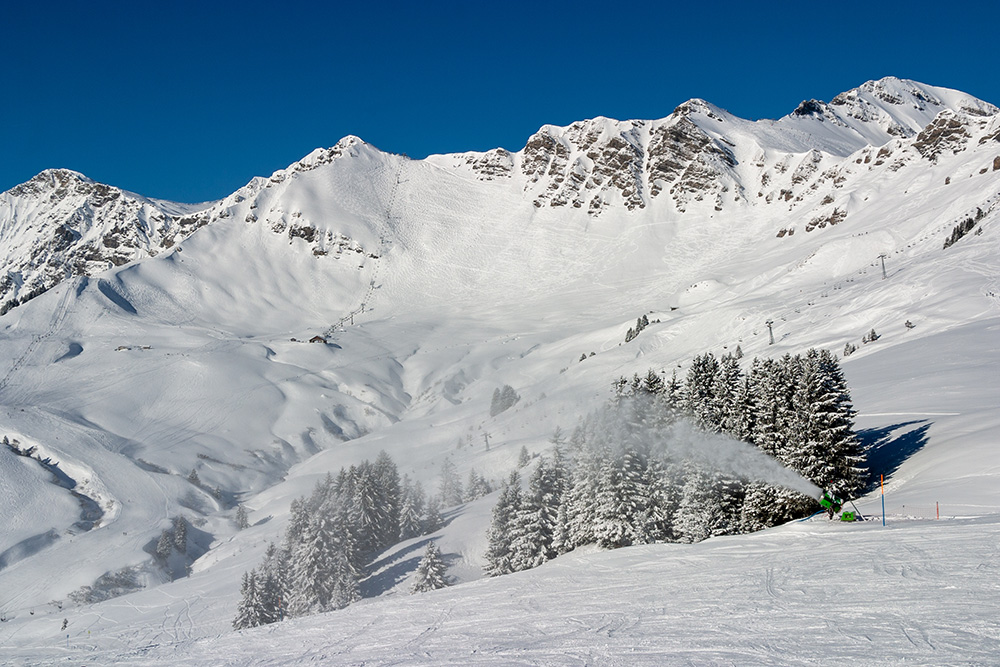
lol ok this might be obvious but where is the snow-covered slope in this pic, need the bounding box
[0,169,215,314]
[1,77,999,664]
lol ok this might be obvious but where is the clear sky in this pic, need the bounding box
[3,0,998,203]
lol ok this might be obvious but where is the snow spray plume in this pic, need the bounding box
[587,395,822,499]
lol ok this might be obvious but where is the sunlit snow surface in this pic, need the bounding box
[1,78,999,664]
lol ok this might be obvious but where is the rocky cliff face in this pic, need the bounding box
[3,78,998,314]
[0,170,214,314]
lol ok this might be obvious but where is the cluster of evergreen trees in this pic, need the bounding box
[233,451,439,629]
[234,452,490,629]
[485,348,866,577]
[942,207,983,249]
[490,385,520,417]
[624,314,650,343]
[155,516,187,561]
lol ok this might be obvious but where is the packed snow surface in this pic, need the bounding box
[1,77,999,664]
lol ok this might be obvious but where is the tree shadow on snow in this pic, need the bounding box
[859,420,931,490]
[361,538,435,598]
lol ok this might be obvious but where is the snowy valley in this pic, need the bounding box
[0,76,999,664]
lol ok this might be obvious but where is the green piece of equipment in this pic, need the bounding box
[819,490,843,513]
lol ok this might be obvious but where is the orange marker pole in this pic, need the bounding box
[881,474,885,526]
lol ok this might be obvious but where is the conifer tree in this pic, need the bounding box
[235,504,250,530]
[731,373,755,442]
[739,481,810,532]
[484,472,522,577]
[464,468,491,501]
[559,447,601,550]
[438,457,464,507]
[509,456,565,570]
[517,445,531,469]
[372,451,401,547]
[283,497,310,557]
[172,516,187,553]
[684,353,719,428]
[233,570,265,630]
[593,448,648,548]
[411,541,450,593]
[399,476,426,540]
[711,354,743,434]
[789,349,865,497]
[155,529,174,561]
[665,369,683,407]
[639,457,679,542]
[673,465,728,543]
[748,357,796,456]
[350,462,384,555]
[287,509,340,616]
[258,542,288,624]
[328,546,360,610]
[423,495,443,534]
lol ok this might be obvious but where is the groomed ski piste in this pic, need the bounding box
[1,77,998,664]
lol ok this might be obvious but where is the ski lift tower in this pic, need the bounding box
[765,319,775,345]
[878,253,888,280]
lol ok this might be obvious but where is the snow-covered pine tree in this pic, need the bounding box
[516,445,531,469]
[748,357,798,457]
[258,542,288,624]
[328,545,360,610]
[172,516,187,553]
[483,472,523,577]
[282,497,310,558]
[664,369,684,409]
[307,472,337,512]
[350,462,384,555]
[438,457,464,507]
[789,349,866,497]
[739,481,811,532]
[411,541,450,593]
[233,570,265,630]
[731,372,755,442]
[673,465,741,543]
[464,468,491,501]
[422,495,443,534]
[683,353,719,429]
[559,445,601,551]
[398,476,426,540]
[155,529,173,561]
[287,507,340,616]
[372,451,401,547]
[508,455,565,570]
[711,354,744,435]
[639,456,679,542]
[640,368,665,396]
[235,504,250,530]
[490,385,520,416]
[593,448,648,548]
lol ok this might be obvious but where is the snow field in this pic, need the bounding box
[1,77,999,663]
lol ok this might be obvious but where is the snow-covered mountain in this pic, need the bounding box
[1,76,999,664]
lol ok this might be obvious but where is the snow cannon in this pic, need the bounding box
[819,490,843,518]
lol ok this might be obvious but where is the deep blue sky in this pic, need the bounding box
[3,0,998,203]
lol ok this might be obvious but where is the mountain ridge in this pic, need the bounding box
[0,76,998,659]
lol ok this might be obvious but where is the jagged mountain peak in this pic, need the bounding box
[774,77,998,155]
[3,77,998,318]
[5,168,98,199]
[670,97,732,124]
